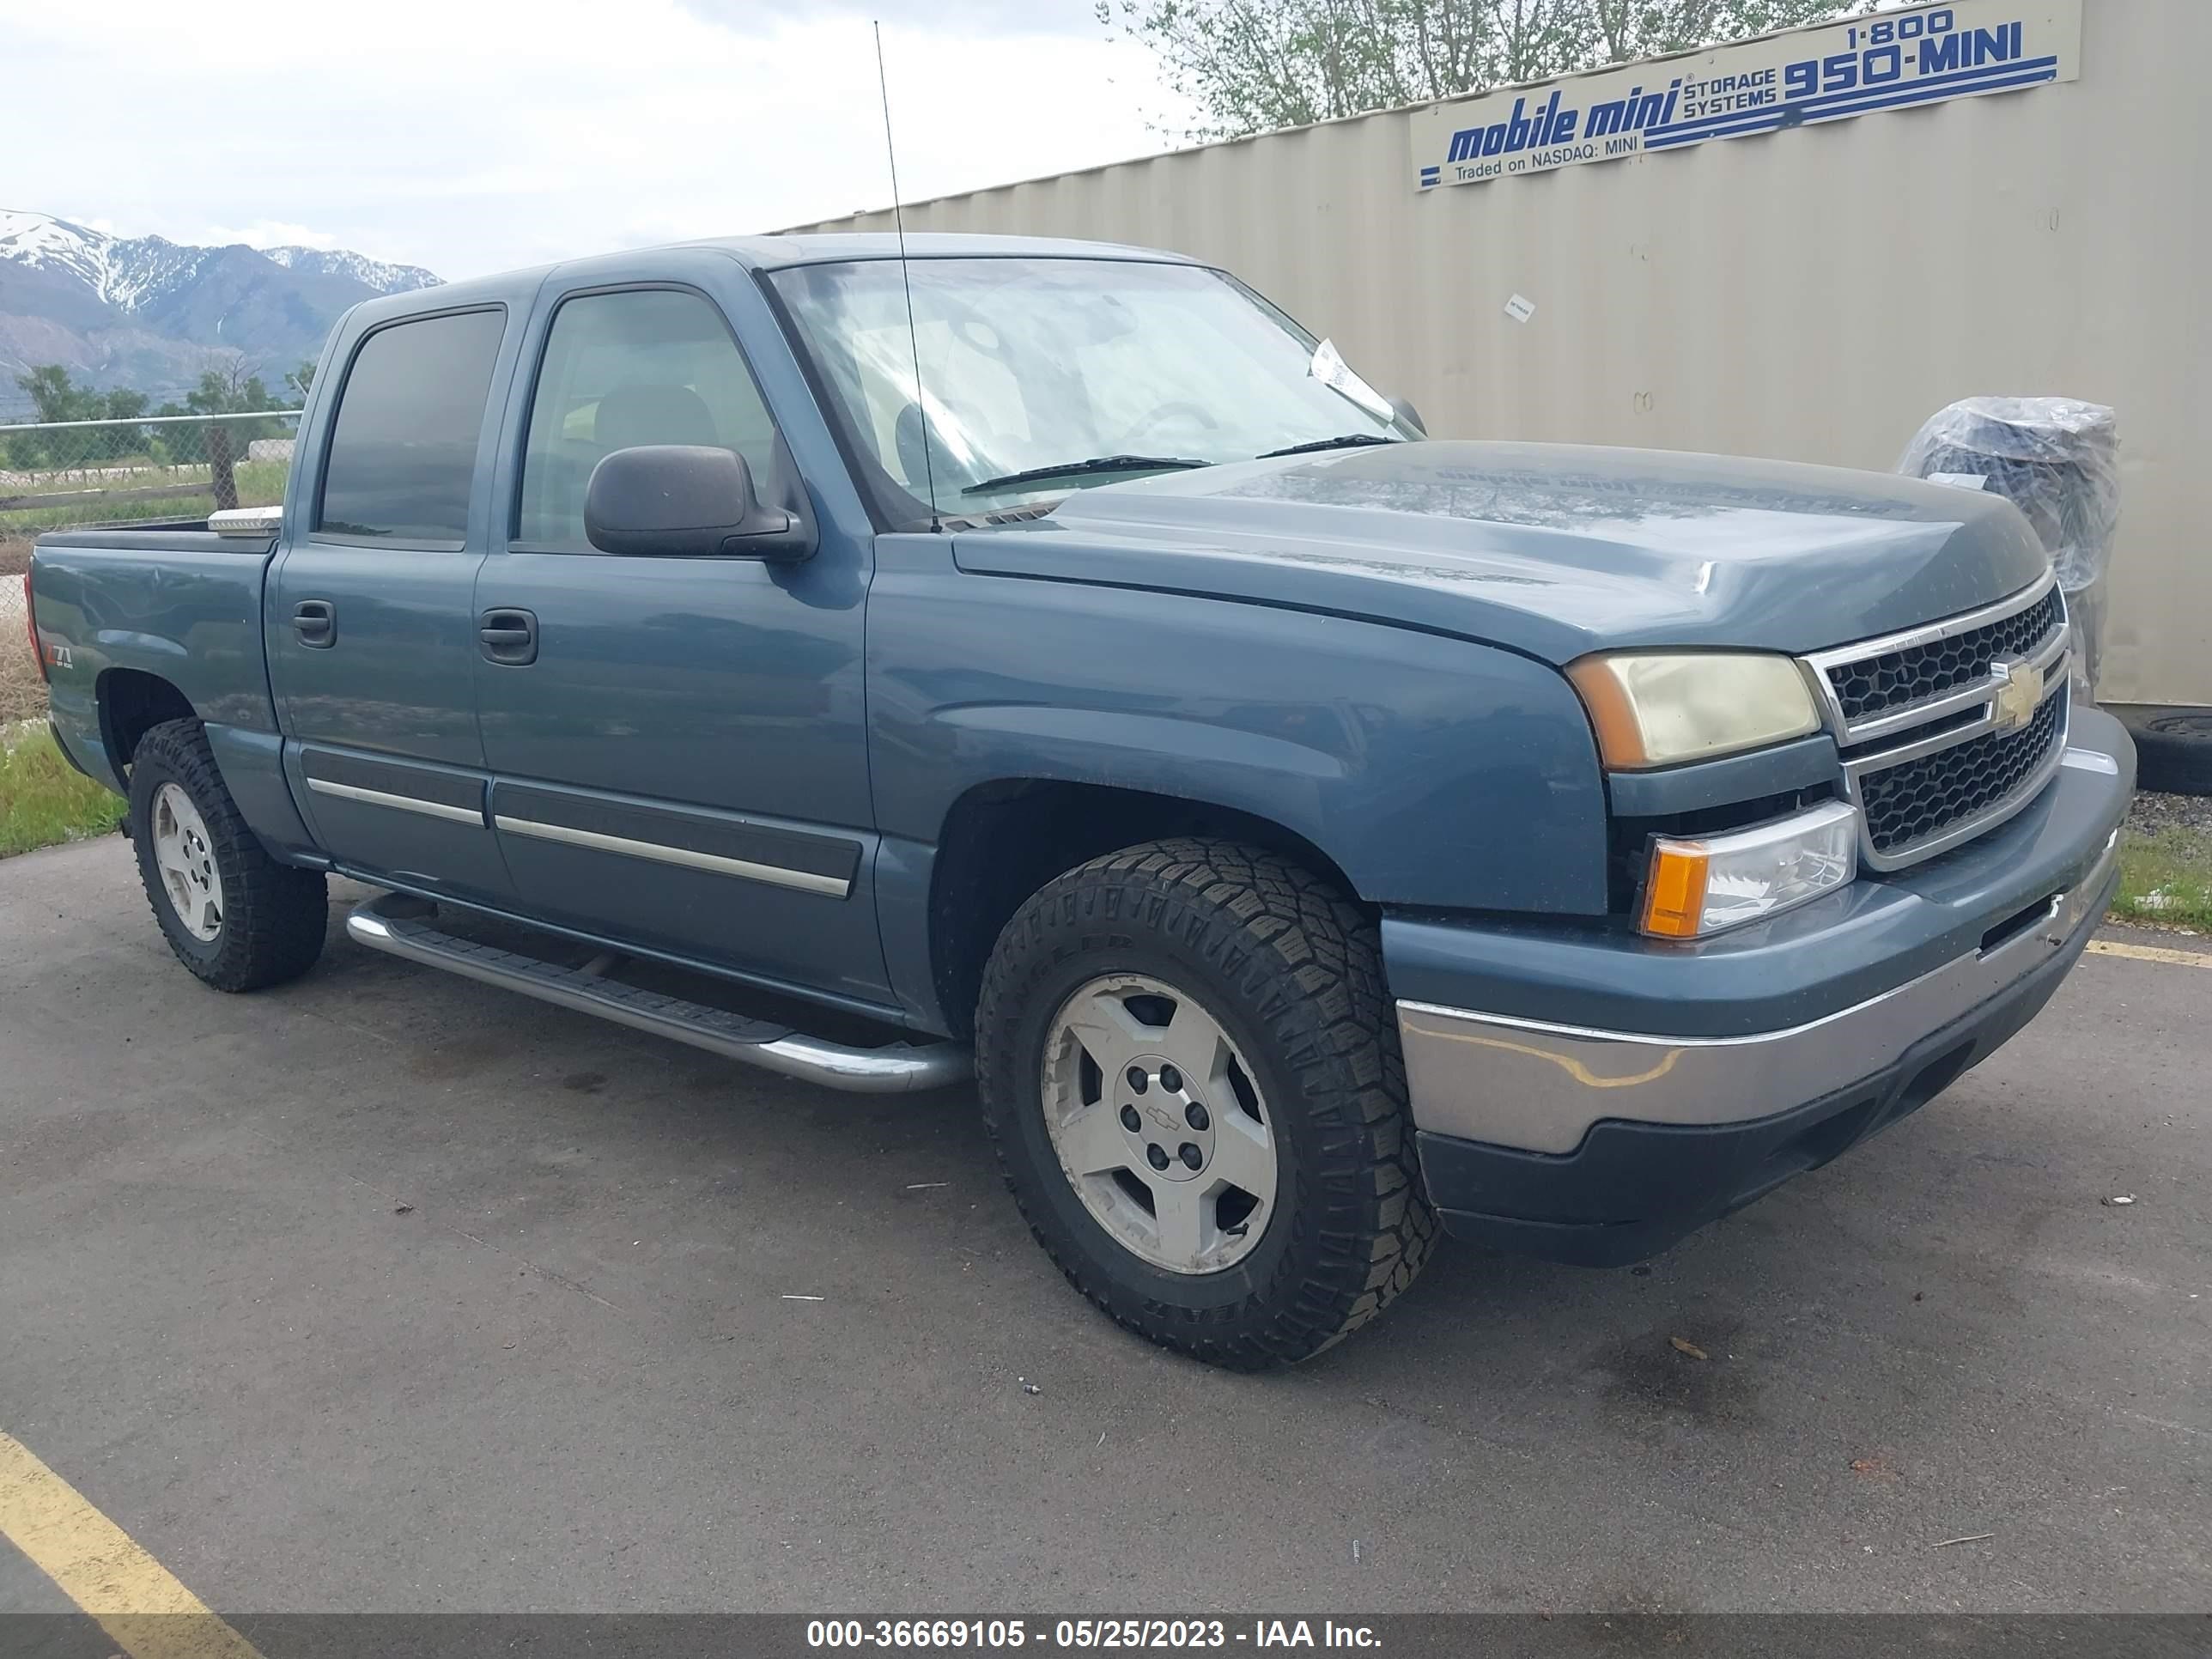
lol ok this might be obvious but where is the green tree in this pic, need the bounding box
[182,360,279,420]
[1102,0,1876,139]
[8,367,153,469]
[1585,0,1871,61]
[177,357,287,511]
[10,368,80,469]
[284,361,316,405]
[17,364,104,426]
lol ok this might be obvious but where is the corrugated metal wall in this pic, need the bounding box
[793,0,2208,707]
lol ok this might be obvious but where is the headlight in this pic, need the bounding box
[1566,651,1822,769]
[1640,799,1860,939]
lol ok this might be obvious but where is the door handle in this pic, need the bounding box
[293,599,336,647]
[478,608,538,665]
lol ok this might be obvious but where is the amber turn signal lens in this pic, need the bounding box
[1565,653,1652,767]
[1639,843,1711,939]
[1637,802,1860,940]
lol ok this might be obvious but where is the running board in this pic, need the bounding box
[344,895,969,1094]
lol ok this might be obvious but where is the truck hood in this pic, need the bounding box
[949,441,2052,664]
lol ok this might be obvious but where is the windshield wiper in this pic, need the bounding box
[960,454,1211,496]
[1258,433,1401,459]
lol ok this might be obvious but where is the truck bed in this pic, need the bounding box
[30,526,281,798]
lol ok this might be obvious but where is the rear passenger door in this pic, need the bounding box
[269,304,517,904]
[472,273,887,1006]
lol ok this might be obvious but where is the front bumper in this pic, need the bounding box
[1392,707,2134,1267]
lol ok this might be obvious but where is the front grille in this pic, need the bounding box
[1829,586,2063,724]
[1858,690,2066,857]
[1806,578,2071,870]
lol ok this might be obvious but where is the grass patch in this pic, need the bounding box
[1,721,124,858]
[2113,824,2212,932]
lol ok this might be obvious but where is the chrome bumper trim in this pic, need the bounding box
[1396,829,2119,1156]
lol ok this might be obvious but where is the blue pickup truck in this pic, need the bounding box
[26,233,2133,1367]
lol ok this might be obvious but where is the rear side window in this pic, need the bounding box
[514,289,777,551]
[317,308,505,544]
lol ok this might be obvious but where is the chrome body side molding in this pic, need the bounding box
[306,776,486,826]
[491,814,853,898]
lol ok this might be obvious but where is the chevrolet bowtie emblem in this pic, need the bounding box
[1990,656,2043,735]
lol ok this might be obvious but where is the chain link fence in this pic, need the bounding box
[1,410,302,560]
[2,409,301,727]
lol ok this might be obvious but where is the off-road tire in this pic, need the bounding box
[975,838,1435,1368]
[128,719,328,991]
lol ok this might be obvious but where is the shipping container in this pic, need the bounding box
[793,0,2208,713]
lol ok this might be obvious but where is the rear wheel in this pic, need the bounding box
[127,719,328,991]
[975,839,1434,1368]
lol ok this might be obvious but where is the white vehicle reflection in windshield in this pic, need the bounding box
[770,256,1415,517]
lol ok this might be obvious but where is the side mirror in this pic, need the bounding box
[1389,396,1428,437]
[584,445,814,560]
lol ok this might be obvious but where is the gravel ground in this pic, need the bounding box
[2130,789,2212,837]
[0,583,43,723]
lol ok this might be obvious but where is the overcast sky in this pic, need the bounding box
[3,0,1191,280]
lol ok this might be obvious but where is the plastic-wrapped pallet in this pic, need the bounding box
[1898,398,2119,701]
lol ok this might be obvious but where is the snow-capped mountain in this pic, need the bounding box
[0,210,440,313]
[0,210,443,414]
[261,244,442,296]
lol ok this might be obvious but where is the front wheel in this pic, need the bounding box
[127,719,328,992]
[975,840,1434,1368]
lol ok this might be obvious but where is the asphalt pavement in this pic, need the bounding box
[1,836,2206,1616]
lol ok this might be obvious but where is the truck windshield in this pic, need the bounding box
[769,257,1412,518]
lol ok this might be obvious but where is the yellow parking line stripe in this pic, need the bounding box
[2087,939,2212,969]
[0,1431,264,1659]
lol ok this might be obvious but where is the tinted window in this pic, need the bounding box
[317,308,504,544]
[516,289,777,551]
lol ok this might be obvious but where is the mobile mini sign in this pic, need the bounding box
[1410,0,2082,191]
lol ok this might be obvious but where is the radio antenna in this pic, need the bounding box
[874,21,940,533]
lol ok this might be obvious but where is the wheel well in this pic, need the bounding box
[99,669,196,771]
[927,780,1364,1041]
